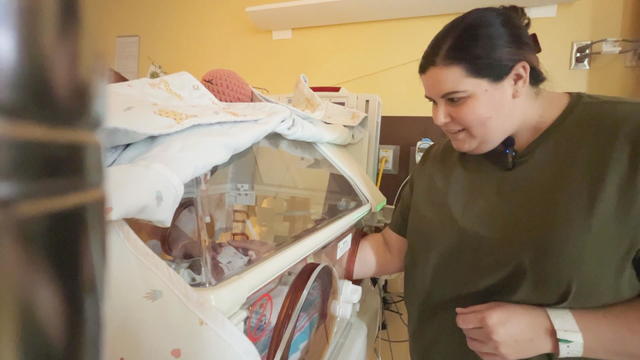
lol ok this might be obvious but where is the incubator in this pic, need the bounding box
[105,133,385,360]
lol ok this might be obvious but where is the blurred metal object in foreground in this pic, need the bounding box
[0,0,104,359]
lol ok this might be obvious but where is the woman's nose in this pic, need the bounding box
[432,104,450,127]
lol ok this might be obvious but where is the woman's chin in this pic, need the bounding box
[451,140,475,154]
[451,139,495,155]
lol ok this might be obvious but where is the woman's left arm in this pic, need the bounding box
[455,297,640,360]
[572,296,640,360]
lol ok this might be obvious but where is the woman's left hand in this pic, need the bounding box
[455,302,557,360]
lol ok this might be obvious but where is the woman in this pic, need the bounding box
[351,6,640,360]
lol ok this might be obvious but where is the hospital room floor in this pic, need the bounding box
[368,275,411,360]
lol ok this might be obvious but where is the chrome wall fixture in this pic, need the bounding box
[570,38,640,70]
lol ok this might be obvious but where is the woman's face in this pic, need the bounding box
[420,65,518,154]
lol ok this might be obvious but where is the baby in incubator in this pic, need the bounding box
[127,197,274,286]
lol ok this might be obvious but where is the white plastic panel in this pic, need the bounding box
[246,0,573,31]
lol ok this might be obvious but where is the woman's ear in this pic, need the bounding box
[509,61,531,98]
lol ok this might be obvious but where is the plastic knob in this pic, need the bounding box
[338,280,362,304]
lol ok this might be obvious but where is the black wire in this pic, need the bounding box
[384,298,405,305]
[378,291,410,360]
[385,293,405,299]
[387,329,395,360]
[382,308,395,360]
[383,294,405,304]
[379,287,409,358]
[384,308,403,316]
[383,296,410,328]
[384,293,404,301]
[383,292,408,327]
[393,300,409,329]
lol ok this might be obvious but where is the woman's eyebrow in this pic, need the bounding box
[441,90,466,98]
[424,90,467,102]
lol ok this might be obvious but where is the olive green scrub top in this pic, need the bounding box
[389,93,640,359]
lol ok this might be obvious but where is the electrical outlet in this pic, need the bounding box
[626,49,640,67]
[378,145,400,174]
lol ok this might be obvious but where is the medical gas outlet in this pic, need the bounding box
[379,145,400,174]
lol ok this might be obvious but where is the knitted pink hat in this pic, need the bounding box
[201,69,253,102]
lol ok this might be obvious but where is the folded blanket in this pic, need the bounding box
[103,72,368,225]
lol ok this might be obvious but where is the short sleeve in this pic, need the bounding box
[388,175,414,238]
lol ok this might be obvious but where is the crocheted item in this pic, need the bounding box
[201,69,252,103]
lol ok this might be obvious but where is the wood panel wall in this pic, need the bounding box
[378,116,446,203]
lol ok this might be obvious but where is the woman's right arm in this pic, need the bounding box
[352,227,408,279]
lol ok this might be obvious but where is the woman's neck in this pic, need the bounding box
[512,89,570,152]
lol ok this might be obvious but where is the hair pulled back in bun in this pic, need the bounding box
[419,6,546,87]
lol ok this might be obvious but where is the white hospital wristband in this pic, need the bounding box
[545,308,584,358]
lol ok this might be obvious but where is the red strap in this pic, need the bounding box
[345,230,364,282]
[310,86,341,93]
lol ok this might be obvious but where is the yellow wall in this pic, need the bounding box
[81,0,639,116]
[586,0,640,98]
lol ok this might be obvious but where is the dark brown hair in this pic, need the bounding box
[419,6,546,87]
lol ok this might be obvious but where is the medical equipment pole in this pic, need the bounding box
[0,1,104,359]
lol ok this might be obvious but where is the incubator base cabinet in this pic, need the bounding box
[104,133,386,359]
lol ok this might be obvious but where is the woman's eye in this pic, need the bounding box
[446,97,463,104]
